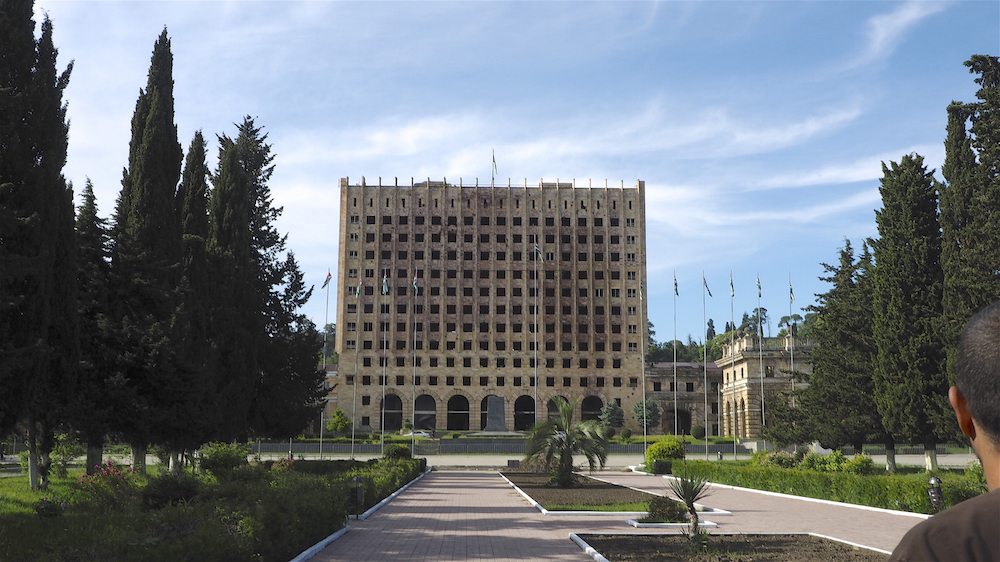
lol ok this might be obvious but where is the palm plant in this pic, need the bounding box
[524,397,608,487]
[667,463,712,536]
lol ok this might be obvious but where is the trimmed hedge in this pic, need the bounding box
[688,460,984,514]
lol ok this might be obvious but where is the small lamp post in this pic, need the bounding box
[351,475,364,519]
[928,476,943,513]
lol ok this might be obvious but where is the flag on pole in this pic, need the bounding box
[730,272,734,297]
[492,150,498,176]
[789,281,795,303]
[703,276,712,298]
[356,276,362,296]
[534,243,543,263]
[756,275,762,298]
[413,274,419,295]
[674,274,678,296]
[639,282,644,301]
[382,273,389,296]
[321,270,331,290]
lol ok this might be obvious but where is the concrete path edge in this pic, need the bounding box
[569,533,611,562]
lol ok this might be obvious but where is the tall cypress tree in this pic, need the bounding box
[74,179,114,474]
[0,5,77,489]
[110,29,183,473]
[871,154,952,471]
[939,55,1000,385]
[800,241,886,455]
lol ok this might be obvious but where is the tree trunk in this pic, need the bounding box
[131,442,147,474]
[687,505,699,537]
[924,443,939,472]
[885,443,897,473]
[168,450,181,473]
[28,423,40,491]
[40,448,51,489]
[86,441,103,475]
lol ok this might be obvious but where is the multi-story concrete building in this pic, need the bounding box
[716,335,816,439]
[328,178,648,434]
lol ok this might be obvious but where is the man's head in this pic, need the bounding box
[955,300,1000,447]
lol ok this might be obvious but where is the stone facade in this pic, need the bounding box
[716,335,815,439]
[328,178,648,434]
[646,361,723,436]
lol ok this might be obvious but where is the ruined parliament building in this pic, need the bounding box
[327,178,651,434]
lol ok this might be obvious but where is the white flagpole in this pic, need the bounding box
[381,272,389,456]
[351,276,362,460]
[731,272,737,458]
[640,282,647,457]
[703,271,708,460]
[758,273,765,437]
[534,243,542,426]
[673,272,678,435]
[789,273,795,405]
[323,270,330,369]
[411,275,418,452]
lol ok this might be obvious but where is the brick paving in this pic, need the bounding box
[312,469,924,561]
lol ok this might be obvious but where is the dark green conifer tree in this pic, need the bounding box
[939,55,1000,385]
[0,5,77,489]
[110,29,183,473]
[871,154,952,471]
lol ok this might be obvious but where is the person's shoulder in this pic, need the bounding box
[889,489,1000,562]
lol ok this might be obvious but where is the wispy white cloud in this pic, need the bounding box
[846,1,947,69]
[751,144,941,190]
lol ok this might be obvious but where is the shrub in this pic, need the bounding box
[383,444,411,460]
[843,454,878,475]
[798,452,825,471]
[646,437,685,465]
[199,442,250,481]
[52,434,86,478]
[621,428,632,440]
[142,472,201,510]
[641,495,688,523]
[753,451,799,469]
[691,425,706,440]
[822,450,848,472]
[450,432,461,439]
[76,460,140,511]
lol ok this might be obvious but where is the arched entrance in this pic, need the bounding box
[546,396,568,421]
[513,395,535,431]
[581,396,603,421]
[381,394,403,432]
[676,409,692,436]
[414,394,436,430]
[447,395,470,430]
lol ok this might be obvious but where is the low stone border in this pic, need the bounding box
[569,532,892,561]
[498,472,646,516]
[625,518,718,528]
[292,467,432,561]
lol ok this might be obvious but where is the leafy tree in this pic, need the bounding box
[776,314,802,337]
[633,400,660,434]
[939,55,1000,387]
[326,409,351,434]
[321,323,338,364]
[524,397,608,487]
[705,319,716,340]
[0,6,77,489]
[871,154,953,471]
[599,401,625,429]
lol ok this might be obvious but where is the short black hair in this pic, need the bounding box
[956,300,1000,444]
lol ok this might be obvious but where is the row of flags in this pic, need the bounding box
[681,272,794,303]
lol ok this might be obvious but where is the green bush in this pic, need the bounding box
[141,471,201,510]
[52,434,86,478]
[843,454,878,475]
[199,442,250,481]
[646,437,685,465]
[641,495,688,523]
[383,444,411,460]
[621,428,632,440]
[691,425,706,440]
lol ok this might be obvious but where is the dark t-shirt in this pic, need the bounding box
[889,488,1000,561]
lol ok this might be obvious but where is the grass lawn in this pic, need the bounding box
[502,471,656,511]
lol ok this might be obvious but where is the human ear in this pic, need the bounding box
[949,386,977,440]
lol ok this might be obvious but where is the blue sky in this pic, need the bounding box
[35,1,998,345]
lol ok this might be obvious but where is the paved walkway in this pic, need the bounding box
[312,468,924,561]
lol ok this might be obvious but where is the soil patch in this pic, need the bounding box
[578,534,888,562]
[501,472,656,509]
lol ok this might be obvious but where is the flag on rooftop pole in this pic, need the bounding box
[757,275,762,298]
[789,278,795,303]
[534,243,544,263]
[639,282,644,301]
[357,276,362,296]
[730,272,734,298]
[674,274,678,296]
[413,274,419,295]
[382,272,389,296]
[703,276,712,298]
[492,150,498,181]
[321,269,331,290]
